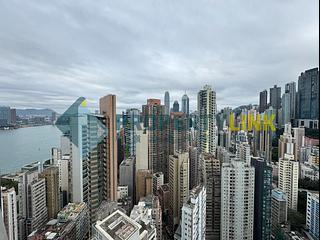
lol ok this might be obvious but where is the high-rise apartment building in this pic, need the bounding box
[164,91,170,115]
[257,109,274,162]
[236,142,251,165]
[200,153,220,239]
[306,191,319,239]
[142,99,168,179]
[1,187,18,240]
[57,155,69,207]
[40,166,60,219]
[271,189,288,238]
[179,185,206,240]
[293,127,305,161]
[251,157,272,240]
[169,152,189,229]
[297,68,319,120]
[278,153,299,210]
[221,158,255,240]
[26,178,48,234]
[100,94,118,202]
[278,123,296,159]
[198,85,217,156]
[189,146,199,190]
[259,90,268,113]
[169,112,188,155]
[181,93,189,116]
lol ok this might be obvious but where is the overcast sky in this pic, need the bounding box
[0,0,318,113]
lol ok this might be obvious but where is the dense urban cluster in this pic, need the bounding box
[0,108,56,129]
[0,67,319,240]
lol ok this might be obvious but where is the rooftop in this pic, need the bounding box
[95,210,140,240]
[57,202,86,222]
[272,188,287,201]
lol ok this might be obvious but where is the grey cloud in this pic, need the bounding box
[0,0,318,113]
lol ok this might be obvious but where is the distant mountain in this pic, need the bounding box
[16,108,56,117]
[233,104,258,115]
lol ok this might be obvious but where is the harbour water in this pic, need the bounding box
[0,125,61,174]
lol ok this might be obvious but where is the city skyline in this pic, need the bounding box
[0,0,318,112]
[0,1,319,240]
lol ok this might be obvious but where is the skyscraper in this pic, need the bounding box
[278,153,299,210]
[269,85,281,123]
[181,93,189,116]
[172,100,179,112]
[56,97,108,224]
[56,97,89,203]
[259,90,267,113]
[297,68,319,120]
[179,185,206,240]
[100,94,118,201]
[169,152,189,230]
[281,91,291,126]
[122,108,140,158]
[285,81,296,120]
[198,85,217,156]
[221,158,255,240]
[251,157,272,240]
[1,187,18,240]
[164,91,170,115]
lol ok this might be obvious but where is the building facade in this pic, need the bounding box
[306,192,319,239]
[221,158,255,240]
[297,68,319,120]
[180,185,206,240]
[251,157,272,240]
[1,187,18,240]
[278,153,299,210]
[99,94,118,202]
[197,85,217,157]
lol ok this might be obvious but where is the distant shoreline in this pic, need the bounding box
[0,123,54,130]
